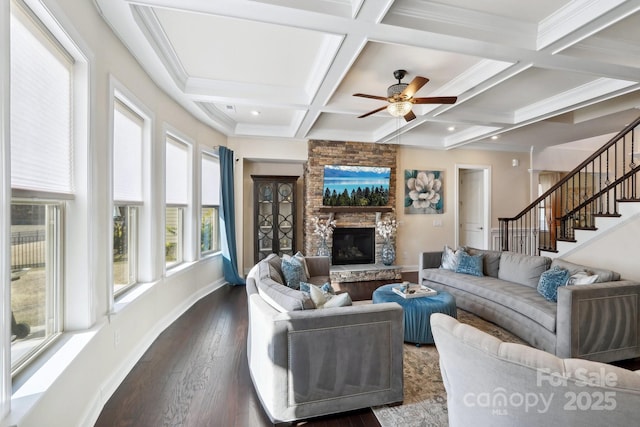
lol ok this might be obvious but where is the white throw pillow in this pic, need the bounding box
[323,292,352,308]
[309,283,328,307]
[568,272,599,285]
[441,245,464,271]
[308,283,352,308]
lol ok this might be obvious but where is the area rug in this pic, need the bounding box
[372,310,526,427]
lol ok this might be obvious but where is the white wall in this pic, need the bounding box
[1,1,227,426]
[396,147,530,268]
[562,214,640,281]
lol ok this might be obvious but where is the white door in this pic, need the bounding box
[459,169,486,248]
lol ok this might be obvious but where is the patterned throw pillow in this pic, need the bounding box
[299,281,334,294]
[293,251,311,278]
[537,266,570,302]
[440,245,464,270]
[281,256,307,289]
[455,251,484,277]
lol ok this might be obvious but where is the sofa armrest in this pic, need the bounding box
[305,255,330,277]
[557,280,640,362]
[418,251,442,285]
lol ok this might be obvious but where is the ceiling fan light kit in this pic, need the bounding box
[354,69,457,122]
[387,100,412,117]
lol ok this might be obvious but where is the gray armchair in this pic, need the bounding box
[246,254,404,423]
[431,313,640,427]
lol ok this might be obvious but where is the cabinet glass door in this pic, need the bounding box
[277,182,294,256]
[256,182,274,261]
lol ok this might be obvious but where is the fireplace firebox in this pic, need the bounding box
[331,227,375,265]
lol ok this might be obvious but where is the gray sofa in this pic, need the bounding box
[419,249,640,363]
[246,254,404,423]
[432,313,640,427]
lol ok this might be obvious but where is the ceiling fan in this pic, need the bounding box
[353,69,457,122]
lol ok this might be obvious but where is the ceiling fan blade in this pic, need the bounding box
[357,105,388,118]
[401,76,429,98]
[353,93,388,101]
[404,110,416,122]
[412,96,457,104]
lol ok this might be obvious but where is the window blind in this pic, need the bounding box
[165,135,189,206]
[10,9,74,194]
[113,100,143,203]
[201,153,220,206]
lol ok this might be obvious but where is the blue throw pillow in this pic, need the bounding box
[281,256,307,289]
[455,251,483,277]
[537,266,570,302]
[299,281,333,294]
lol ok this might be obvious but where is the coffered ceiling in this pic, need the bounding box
[95,0,640,151]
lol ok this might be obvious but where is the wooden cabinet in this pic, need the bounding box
[252,175,298,262]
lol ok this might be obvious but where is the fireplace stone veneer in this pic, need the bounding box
[304,140,398,264]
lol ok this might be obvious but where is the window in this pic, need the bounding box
[201,152,220,255]
[165,134,190,268]
[112,98,144,295]
[9,3,73,371]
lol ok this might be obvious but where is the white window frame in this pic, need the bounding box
[9,200,64,374]
[109,87,153,297]
[164,128,193,271]
[200,150,220,257]
[5,0,91,382]
[1,0,11,415]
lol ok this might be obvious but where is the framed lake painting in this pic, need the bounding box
[404,170,444,214]
[322,165,390,207]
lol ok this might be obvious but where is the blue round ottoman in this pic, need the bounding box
[372,284,456,345]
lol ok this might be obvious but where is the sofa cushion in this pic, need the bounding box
[537,266,570,302]
[257,260,314,312]
[498,252,551,288]
[455,251,483,277]
[422,268,557,332]
[466,247,502,278]
[550,258,619,282]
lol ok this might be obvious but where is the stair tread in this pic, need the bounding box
[539,248,558,253]
[573,226,597,231]
[593,213,622,217]
[617,198,640,202]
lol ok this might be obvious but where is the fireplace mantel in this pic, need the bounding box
[318,206,393,213]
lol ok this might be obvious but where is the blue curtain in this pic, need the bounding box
[219,146,245,285]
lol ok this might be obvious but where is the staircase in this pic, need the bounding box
[499,116,640,258]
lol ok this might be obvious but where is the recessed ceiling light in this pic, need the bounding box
[447,126,456,132]
[491,135,499,140]
[251,110,261,116]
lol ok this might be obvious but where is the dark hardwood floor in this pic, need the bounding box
[94,284,381,427]
[95,271,640,426]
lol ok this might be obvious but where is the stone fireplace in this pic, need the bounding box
[304,140,398,271]
[331,227,375,265]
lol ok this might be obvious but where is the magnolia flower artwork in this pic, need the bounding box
[404,170,444,214]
